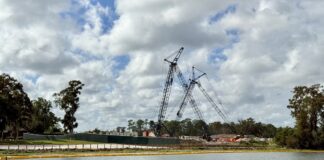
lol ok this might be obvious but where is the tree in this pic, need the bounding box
[30,98,60,134]
[261,124,277,138]
[192,119,208,137]
[164,120,181,137]
[127,120,136,131]
[180,118,194,136]
[237,118,258,136]
[136,119,144,136]
[0,95,8,140]
[0,73,32,139]
[287,84,324,149]
[144,119,149,130]
[275,127,296,148]
[92,128,101,134]
[149,120,155,131]
[54,80,84,133]
[208,121,223,135]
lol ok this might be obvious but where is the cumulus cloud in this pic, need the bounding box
[1,0,323,131]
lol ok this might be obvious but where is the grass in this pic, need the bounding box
[1,140,324,159]
[0,139,101,145]
[2,148,324,159]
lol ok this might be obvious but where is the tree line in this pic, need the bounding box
[126,117,277,138]
[0,73,84,140]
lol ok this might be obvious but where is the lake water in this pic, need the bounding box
[34,152,324,160]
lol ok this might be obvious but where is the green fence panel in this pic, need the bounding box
[23,133,180,145]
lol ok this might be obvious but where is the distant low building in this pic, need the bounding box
[142,131,155,137]
[179,136,204,141]
[210,134,240,143]
[235,137,252,142]
[116,127,126,133]
[106,131,138,137]
[161,133,170,137]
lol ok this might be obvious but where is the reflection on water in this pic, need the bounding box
[34,152,324,160]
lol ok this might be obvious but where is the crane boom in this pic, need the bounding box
[175,66,203,121]
[156,47,184,137]
[176,67,210,139]
[196,82,229,122]
[177,81,195,118]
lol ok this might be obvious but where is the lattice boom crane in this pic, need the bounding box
[155,47,184,137]
[176,66,229,139]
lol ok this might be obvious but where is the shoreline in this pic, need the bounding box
[2,149,324,159]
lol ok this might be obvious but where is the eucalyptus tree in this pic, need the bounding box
[54,80,84,133]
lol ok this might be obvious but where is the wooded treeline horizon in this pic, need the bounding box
[1,73,324,149]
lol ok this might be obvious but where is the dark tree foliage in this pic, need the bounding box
[285,84,324,149]
[54,80,84,133]
[275,127,296,148]
[129,118,276,138]
[164,120,181,137]
[127,120,136,131]
[30,98,60,134]
[149,120,155,131]
[0,73,33,139]
[0,95,8,140]
[180,118,194,136]
[136,119,144,136]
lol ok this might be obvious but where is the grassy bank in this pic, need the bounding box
[0,139,101,145]
[1,148,324,159]
[1,140,324,159]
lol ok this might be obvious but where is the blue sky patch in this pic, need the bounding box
[60,0,87,27]
[226,29,240,43]
[209,29,240,64]
[25,74,40,84]
[209,48,228,63]
[112,55,130,75]
[209,4,236,24]
[60,0,118,34]
[96,0,119,34]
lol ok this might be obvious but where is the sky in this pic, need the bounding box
[1,0,324,131]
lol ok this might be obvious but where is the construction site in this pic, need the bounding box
[155,47,229,141]
[18,47,232,147]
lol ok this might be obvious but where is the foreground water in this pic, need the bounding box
[33,152,324,160]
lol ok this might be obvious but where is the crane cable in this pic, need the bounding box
[204,75,230,119]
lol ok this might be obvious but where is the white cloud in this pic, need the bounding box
[1,0,324,131]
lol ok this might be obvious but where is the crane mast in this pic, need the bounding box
[175,66,201,119]
[175,66,209,139]
[176,66,228,139]
[156,47,184,137]
[176,67,209,139]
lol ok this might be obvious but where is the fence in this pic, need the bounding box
[23,133,180,145]
[0,143,178,151]
[0,143,270,152]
